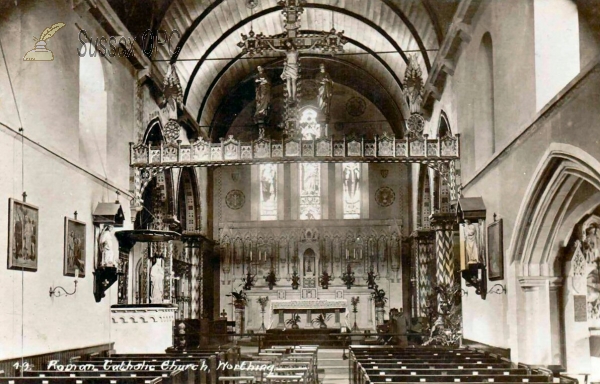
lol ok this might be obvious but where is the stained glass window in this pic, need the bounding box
[260,164,277,220]
[299,163,321,220]
[343,163,361,219]
[300,108,321,140]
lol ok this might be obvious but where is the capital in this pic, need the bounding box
[430,212,457,231]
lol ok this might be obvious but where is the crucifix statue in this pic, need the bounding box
[238,0,347,106]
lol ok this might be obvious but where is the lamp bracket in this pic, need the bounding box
[49,281,78,298]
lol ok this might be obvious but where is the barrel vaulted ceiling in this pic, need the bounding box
[148,0,457,139]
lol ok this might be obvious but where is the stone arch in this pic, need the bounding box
[510,144,600,276]
[177,168,201,233]
[509,143,600,368]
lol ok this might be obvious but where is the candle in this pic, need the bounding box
[250,251,253,261]
[74,268,79,280]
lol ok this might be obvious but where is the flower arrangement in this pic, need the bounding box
[341,264,355,289]
[227,288,248,308]
[257,296,269,312]
[242,271,255,290]
[285,313,302,329]
[291,270,300,290]
[319,270,332,289]
[311,313,332,329]
[265,269,277,290]
[370,284,388,307]
[351,296,360,313]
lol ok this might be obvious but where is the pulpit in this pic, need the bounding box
[270,299,347,329]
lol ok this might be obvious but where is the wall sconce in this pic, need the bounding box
[50,269,78,298]
[487,284,507,295]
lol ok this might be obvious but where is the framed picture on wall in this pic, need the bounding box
[487,218,504,281]
[64,217,86,277]
[8,198,39,271]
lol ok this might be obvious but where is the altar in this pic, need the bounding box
[270,299,347,329]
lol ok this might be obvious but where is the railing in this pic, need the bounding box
[130,134,460,167]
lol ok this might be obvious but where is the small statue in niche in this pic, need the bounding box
[254,66,271,121]
[316,63,333,116]
[463,220,480,264]
[98,225,115,267]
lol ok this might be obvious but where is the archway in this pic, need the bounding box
[511,143,600,371]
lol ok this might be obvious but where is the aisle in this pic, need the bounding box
[318,348,349,384]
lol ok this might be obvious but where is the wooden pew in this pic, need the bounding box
[22,371,183,384]
[0,377,163,384]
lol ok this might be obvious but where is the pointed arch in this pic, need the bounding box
[510,144,600,276]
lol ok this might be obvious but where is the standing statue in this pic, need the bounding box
[254,66,271,120]
[317,63,333,115]
[150,258,165,304]
[463,220,480,264]
[267,39,318,103]
[98,225,115,267]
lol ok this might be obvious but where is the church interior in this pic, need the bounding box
[1,0,600,383]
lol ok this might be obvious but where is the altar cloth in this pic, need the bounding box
[270,299,347,311]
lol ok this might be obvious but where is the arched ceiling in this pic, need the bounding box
[148,0,456,140]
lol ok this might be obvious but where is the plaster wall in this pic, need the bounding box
[0,0,135,359]
[423,0,600,362]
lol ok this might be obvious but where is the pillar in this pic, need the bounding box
[431,213,457,287]
[411,230,435,317]
[517,276,562,365]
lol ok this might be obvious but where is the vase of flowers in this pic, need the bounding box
[341,264,355,289]
[291,270,300,290]
[257,296,269,333]
[265,269,277,290]
[351,296,360,332]
[370,285,388,326]
[319,271,331,289]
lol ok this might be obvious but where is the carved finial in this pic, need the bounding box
[493,213,497,222]
[74,211,78,220]
[22,191,27,203]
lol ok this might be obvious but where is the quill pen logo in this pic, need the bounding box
[23,22,65,61]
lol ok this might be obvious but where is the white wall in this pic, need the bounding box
[0,0,135,359]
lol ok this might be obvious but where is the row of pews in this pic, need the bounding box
[350,346,555,384]
[217,345,319,384]
[0,347,240,384]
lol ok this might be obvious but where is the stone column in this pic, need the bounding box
[430,213,457,287]
[411,230,436,317]
[277,310,285,329]
[517,276,562,366]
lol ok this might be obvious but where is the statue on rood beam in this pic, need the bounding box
[317,63,333,116]
[254,66,271,122]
